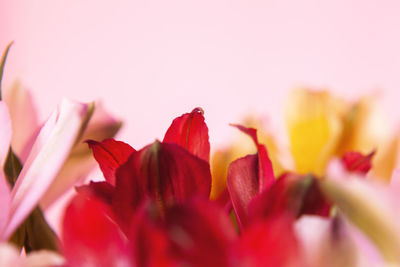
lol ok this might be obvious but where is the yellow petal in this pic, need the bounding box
[286,89,345,176]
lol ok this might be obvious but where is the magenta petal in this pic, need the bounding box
[341,150,375,175]
[227,154,259,228]
[163,108,210,163]
[87,138,135,185]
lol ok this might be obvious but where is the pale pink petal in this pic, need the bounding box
[0,243,22,267]
[3,81,39,163]
[0,101,12,165]
[2,99,93,239]
[24,250,65,267]
[0,101,12,237]
[40,101,121,209]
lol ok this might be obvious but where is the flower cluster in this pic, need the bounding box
[1,44,400,267]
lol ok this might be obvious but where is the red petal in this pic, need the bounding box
[248,174,331,223]
[341,150,375,175]
[164,198,236,267]
[163,108,210,163]
[76,181,115,206]
[230,124,274,190]
[227,154,259,228]
[87,138,135,185]
[113,141,211,226]
[62,193,132,267]
[230,215,302,267]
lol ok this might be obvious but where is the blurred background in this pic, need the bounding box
[1,0,400,149]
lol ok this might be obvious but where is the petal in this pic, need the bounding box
[320,176,400,263]
[114,141,211,225]
[3,81,39,163]
[2,99,93,240]
[164,198,236,266]
[230,215,303,267]
[230,124,274,189]
[227,154,259,228]
[286,89,344,176]
[248,174,331,224]
[87,138,135,185]
[76,181,115,206]
[0,101,12,166]
[0,243,22,266]
[62,193,132,267]
[40,103,122,209]
[0,102,12,238]
[341,151,375,175]
[163,107,210,163]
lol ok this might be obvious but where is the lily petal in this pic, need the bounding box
[163,107,210,163]
[3,81,39,163]
[2,99,93,240]
[0,101,12,236]
[40,102,121,209]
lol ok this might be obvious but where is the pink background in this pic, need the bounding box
[1,0,400,148]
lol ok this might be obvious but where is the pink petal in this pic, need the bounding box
[163,108,210,163]
[0,101,12,238]
[2,99,93,239]
[3,81,39,163]
[40,102,122,209]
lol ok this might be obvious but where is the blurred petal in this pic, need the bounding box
[230,215,302,267]
[24,250,65,267]
[3,81,39,163]
[63,193,131,267]
[2,99,93,239]
[40,102,121,209]
[320,172,400,264]
[87,138,135,185]
[164,198,236,267]
[0,101,12,236]
[341,151,375,175]
[163,107,210,163]
[286,89,344,176]
[0,243,21,267]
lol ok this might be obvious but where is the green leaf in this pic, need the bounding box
[0,42,13,100]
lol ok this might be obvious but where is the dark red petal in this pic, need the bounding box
[87,138,135,185]
[227,154,259,228]
[62,193,132,267]
[76,181,115,206]
[341,150,375,175]
[230,215,302,267]
[163,108,210,163]
[164,198,236,267]
[230,124,274,190]
[248,174,331,223]
[113,141,211,225]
